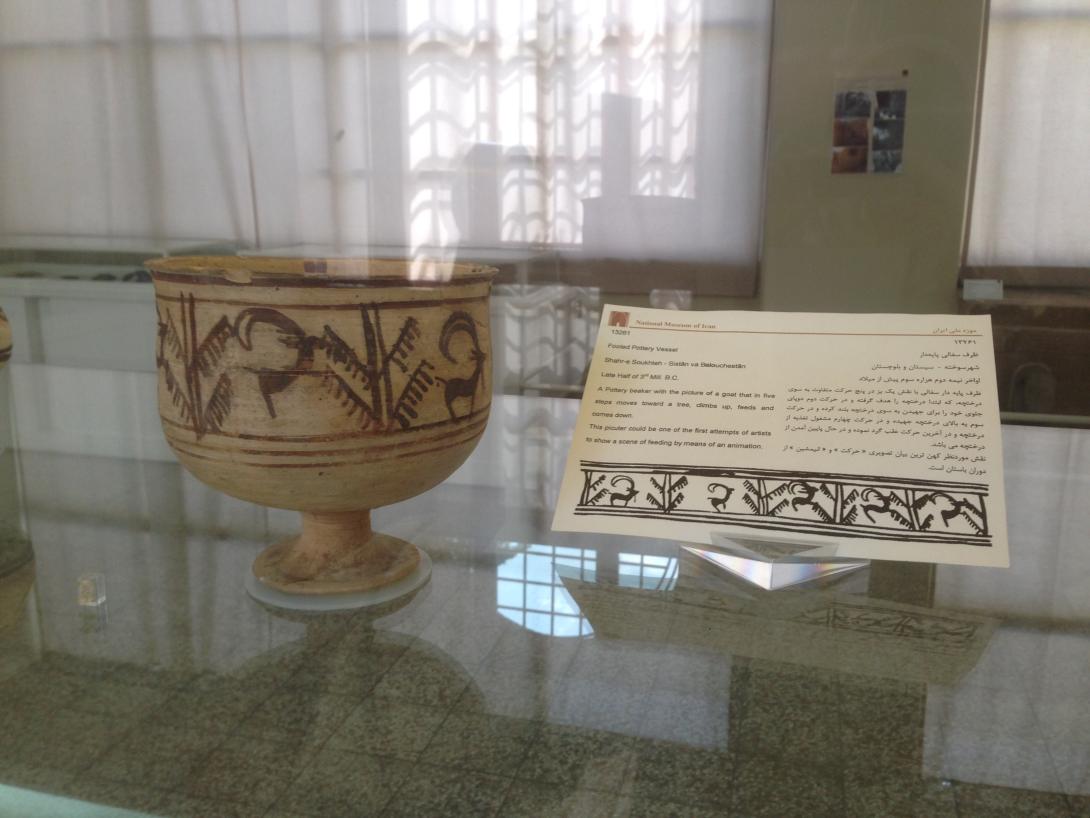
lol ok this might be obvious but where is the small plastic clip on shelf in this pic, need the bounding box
[77,573,106,607]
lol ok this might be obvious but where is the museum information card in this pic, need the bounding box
[552,307,1009,567]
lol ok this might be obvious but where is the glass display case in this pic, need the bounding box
[0,384,1088,815]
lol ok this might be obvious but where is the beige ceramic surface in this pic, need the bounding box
[0,306,11,367]
[148,256,496,596]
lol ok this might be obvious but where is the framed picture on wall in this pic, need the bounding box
[831,83,908,174]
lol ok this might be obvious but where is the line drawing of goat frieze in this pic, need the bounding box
[609,475,639,507]
[708,482,734,512]
[913,491,986,534]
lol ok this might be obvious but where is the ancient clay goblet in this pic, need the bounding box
[0,307,11,367]
[147,257,496,602]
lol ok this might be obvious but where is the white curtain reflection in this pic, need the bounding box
[0,0,772,264]
[967,0,1090,267]
[405,0,704,249]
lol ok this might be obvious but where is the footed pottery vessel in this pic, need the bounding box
[0,307,11,367]
[147,257,496,597]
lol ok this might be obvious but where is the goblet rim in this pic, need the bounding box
[146,255,497,287]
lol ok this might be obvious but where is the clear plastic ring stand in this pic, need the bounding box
[682,532,868,591]
[244,550,432,611]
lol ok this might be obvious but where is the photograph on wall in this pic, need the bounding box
[831,86,907,174]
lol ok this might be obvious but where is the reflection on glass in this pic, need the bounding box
[501,286,601,396]
[618,552,678,590]
[496,542,594,637]
[405,0,702,255]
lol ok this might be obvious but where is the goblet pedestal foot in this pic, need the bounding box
[248,510,431,610]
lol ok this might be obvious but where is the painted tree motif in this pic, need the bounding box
[647,474,687,513]
[581,472,609,506]
[156,296,235,438]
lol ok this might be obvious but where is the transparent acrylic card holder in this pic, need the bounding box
[682,531,868,591]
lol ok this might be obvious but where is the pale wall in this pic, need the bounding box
[758,0,987,313]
